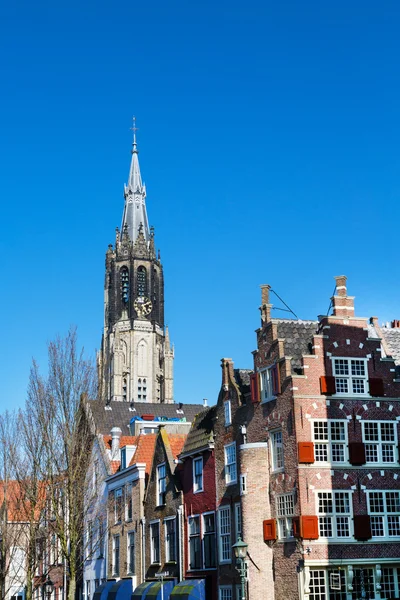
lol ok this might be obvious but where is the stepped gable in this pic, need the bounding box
[180,406,216,457]
[275,319,318,372]
[89,400,206,435]
[234,369,252,394]
[380,328,400,364]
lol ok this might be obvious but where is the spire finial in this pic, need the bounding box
[130,116,139,154]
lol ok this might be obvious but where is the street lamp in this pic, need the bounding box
[232,537,248,600]
[44,579,54,600]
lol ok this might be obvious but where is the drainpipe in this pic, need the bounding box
[177,506,184,583]
[141,518,146,583]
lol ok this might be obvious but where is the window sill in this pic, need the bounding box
[225,480,237,486]
[150,562,161,567]
[271,468,285,475]
[165,561,177,565]
[219,560,232,565]
[261,396,277,404]
[193,489,204,495]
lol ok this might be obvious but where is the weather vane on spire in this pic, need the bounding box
[130,116,139,152]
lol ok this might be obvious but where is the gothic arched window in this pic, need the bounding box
[137,266,147,297]
[120,267,129,304]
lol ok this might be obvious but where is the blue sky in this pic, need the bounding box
[1,1,400,411]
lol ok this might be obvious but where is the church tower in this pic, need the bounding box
[98,126,174,404]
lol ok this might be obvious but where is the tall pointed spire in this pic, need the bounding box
[121,117,150,244]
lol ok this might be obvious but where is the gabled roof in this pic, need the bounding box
[274,319,318,373]
[0,480,46,522]
[180,406,216,458]
[128,434,157,476]
[144,429,188,502]
[88,400,206,436]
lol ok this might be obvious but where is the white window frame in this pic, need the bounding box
[367,490,400,539]
[125,482,133,521]
[164,517,177,562]
[312,419,348,464]
[270,430,284,472]
[224,442,237,485]
[127,531,135,574]
[362,420,398,465]
[276,493,294,540]
[308,569,347,600]
[234,503,241,541]
[202,511,216,570]
[260,367,275,402]
[114,488,123,524]
[112,535,120,577]
[218,505,231,564]
[150,520,160,564]
[331,357,369,397]
[188,514,201,570]
[224,400,232,426]
[316,490,352,540]
[219,586,232,600]
[239,474,247,495]
[193,457,203,493]
[157,463,166,506]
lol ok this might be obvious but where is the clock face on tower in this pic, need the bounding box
[134,296,153,317]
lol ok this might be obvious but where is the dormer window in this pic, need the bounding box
[137,266,147,297]
[120,268,129,304]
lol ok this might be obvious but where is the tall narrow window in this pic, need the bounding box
[165,518,177,562]
[218,506,231,563]
[157,464,167,505]
[112,535,120,576]
[188,516,201,569]
[127,532,135,574]
[203,513,216,568]
[193,457,203,493]
[150,522,160,564]
[137,266,147,297]
[120,268,129,304]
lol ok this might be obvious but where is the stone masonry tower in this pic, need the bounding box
[98,127,174,404]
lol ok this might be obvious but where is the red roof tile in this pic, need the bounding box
[168,434,188,461]
[128,434,157,475]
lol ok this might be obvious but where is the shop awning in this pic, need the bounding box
[108,579,133,600]
[145,581,175,600]
[170,580,205,600]
[132,582,157,600]
[93,581,116,600]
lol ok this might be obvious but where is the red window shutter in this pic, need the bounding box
[320,376,336,395]
[298,442,315,464]
[349,442,366,466]
[354,515,372,541]
[293,516,319,539]
[300,516,319,540]
[369,378,384,397]
[272,364,281,396]
[263,519,277,541]
[250,373,260,404]
[292,517,300,538]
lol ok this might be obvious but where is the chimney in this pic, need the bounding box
[203,398,208,407]
[110,427,122,460]
[260,284,273,323]
[331,275,355,318]
[392,320,400,329]
[221,358,234,388]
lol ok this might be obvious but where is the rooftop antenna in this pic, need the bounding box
[270,288,298,319]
